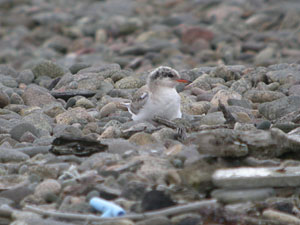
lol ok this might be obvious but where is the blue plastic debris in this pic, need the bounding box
[89,197,126,218]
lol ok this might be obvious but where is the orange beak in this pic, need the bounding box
[176,79,190,83]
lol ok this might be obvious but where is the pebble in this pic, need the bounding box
[75,97,95,109]
[17,69,35,85]
[244,90,285,103]
[32,60,66,78]
[129,132,157,146]
[0,90,10,108]
[115,76,144,89]
[55,107,95,125]
[185,130,248,157]
[0,148,29,162]
[198,111,226,126]
[99,102,118,118]
[34,179,61,199]
[210,89,242,107]
[136,216,171,225]
[184,101,211,115]
[22,84,57,107]
[9,122,39,142]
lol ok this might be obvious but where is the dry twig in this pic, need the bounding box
[24,199,217,222]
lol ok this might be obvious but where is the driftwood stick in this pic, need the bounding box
[153,115,178,129]
[24,199,217,222]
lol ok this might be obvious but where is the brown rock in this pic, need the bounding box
[211,89,242,107]
[234,112,252,123]
[181,26,214,44]
[99,102,117,118]
[184,101,211,115]
[22,84,57,107]
[244,90,285,103]
[56,107,94,125]
[129,132,157,146]
[99,126,120,139]
[34,179,61,199]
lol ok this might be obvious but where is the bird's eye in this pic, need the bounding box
[167,73,174,78]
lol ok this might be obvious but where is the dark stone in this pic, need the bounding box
[65,98,76,109]
[0,90,10,108]
[141,190,176,212]
[69,63,91,74]
[256,120,271,130]
[51,90,96,101]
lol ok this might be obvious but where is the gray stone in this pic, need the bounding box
[13,218,73,225]
[152,127,177,142]
[0,65,18,78]
[289,84,300,96]
[231,78,252,95]
[136,216,171,225]
[171,213,202,225]
[43,35,71,54]
[32,60,66,78]
[213,166,300,188]
[244,90,285,103]
[210,65,241,81]
[75,97,95,109]
[266,67,300,85]
[109,16,143,36]
[227,99,252,109]
[77,64,120,76]
[198,111,226,126]
[259,96,300,120]
[32,12,73,26]
[115,76,144,89]
[0,148,29,162]
[0,74,18,88]
[23,111,53,135]
[55,72,114,94]
[9,122,39,141]
[0,184,33,204]
[69,63,91,74]
[185,129,248,157]
[17,69,35,84]
[19,131,37,143]
[211,188,275,203]
[255,47,276,66]
[10,93,24,105]
[42,102,66,118]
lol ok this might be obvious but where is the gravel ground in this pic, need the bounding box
[1,0,300,224]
